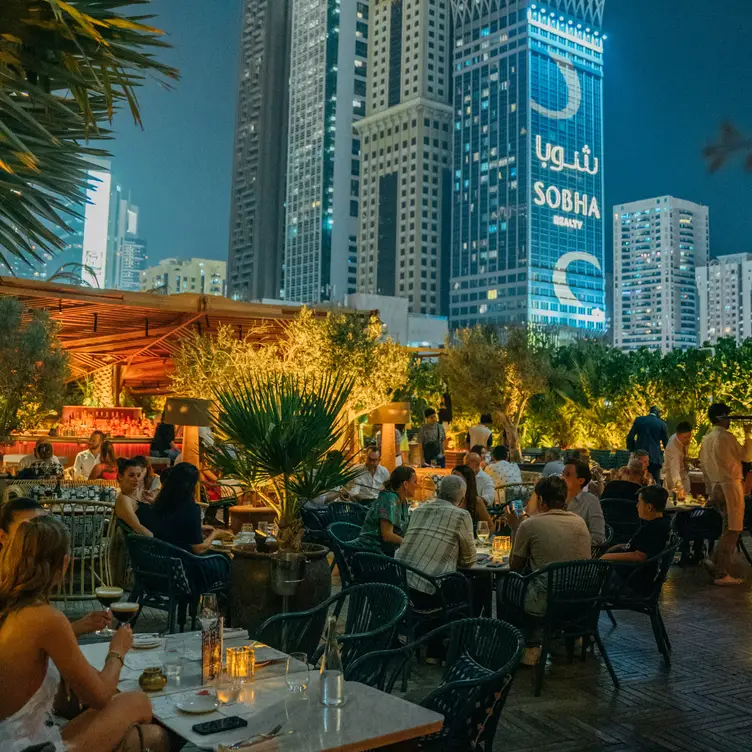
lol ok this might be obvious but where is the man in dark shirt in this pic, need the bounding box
[626,407,669,486]
[603,486,672,594]
[601,459,644,502]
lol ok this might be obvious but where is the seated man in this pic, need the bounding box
[562,459,606,545]
[541,448,565,477]
[348,447,390,503]
[602,459,644,502]
[602,486,672,594]
[486,445,523,486]
[0,498,111,636]
[503,476,592,664]
[614,450,655,486]
[465,451,496,507]
[396,474,476,600]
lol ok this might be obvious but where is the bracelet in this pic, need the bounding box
[106,650,124,667]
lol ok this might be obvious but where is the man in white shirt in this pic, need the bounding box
[699,403,752,585]
[466,414,493,450]
[486,445,522,487]
[466,451,496,507]
[349,447,390,503]
[73,430,105,480]
[662,421,693,499]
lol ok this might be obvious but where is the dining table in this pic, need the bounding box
[80,630,443,751]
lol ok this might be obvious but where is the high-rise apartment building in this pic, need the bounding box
[450,0,606,331]
[355,0,454,316]
[141,258,226,297]
[613,196,709,353]
[227,0,292,302]
[283,0,368,304]
[81,163,113,287]
[107,189,147,291]
[696,253,752,345]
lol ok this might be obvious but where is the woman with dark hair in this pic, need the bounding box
[150,414,179,461]
[358,465,417,554]
[452,464,493,530]
[89,440,118,481]
[151,463,218,554]
[132,455,161,503]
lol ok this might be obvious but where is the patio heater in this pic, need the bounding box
[163,397,212,470]
[368,402,411,471]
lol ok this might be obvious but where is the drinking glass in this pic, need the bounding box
[492,535,511,560]
[110,601,140,628]
[94,586,124,637]
[476,521,490,545]
[285,652,310,693]
[215,671,241,704]
[162,636,184,678]
[257,521,270,537]
[198,593,219,631]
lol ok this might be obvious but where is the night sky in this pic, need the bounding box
[108,0,752,269]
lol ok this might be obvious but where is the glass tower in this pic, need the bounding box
[450,0,606,331]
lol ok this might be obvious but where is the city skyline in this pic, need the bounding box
[101,0,752,272]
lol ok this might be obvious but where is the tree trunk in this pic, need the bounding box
[496,411,521,461]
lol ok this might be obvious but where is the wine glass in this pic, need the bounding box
[198,593,219,630]
[476,521,490,546]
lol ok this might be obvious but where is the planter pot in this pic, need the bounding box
[229,543,331,636]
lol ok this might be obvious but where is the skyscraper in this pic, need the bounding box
[283,0,368,304]
[106,188,147,292]
[613,196,709,353]
[227,0,292,302]
[356,0,454,316]
[450,0,606,331]
[696,253,752,346]
[81,164,113,287]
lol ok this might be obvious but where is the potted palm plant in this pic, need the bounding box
[207,372,360,631]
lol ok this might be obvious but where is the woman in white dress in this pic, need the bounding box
[0,515,167,752]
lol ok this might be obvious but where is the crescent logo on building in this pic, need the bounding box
[552,251,605,325]
[530,51,582,121]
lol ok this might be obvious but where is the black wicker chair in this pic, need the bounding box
[253,582,407,668]
[300,505,331,547]
[326,500,367,527]
[126,535,230,633]
[327,521,367,588]
[348,618,524,751]
[602,537,680,667]
[601,498,641,545]
[592,524,614,559]
[673,507,722,566]
[497,559,618,696]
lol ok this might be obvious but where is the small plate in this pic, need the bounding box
[176,693,219,714]
[132,635,162,650]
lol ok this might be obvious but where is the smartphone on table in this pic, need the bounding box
[192,716,248,736]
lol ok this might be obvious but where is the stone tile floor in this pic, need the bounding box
[57,553,752,751]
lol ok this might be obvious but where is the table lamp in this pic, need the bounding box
[164,397,212,470]
[368,402,411,472]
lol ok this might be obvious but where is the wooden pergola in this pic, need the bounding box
[0,276,334,396]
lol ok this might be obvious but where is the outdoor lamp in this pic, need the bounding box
[369,402,411,471]
[164,397,212,470]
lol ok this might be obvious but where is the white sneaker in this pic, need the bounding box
[714,575,744,586]
[521,646,542,666]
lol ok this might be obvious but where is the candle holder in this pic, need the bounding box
[492,536,511,561]
[227,645,254,683]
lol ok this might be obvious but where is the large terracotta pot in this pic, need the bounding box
[229,543,331,636]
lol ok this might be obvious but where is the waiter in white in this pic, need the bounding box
[699,403,752,585]
[663,421,693,499]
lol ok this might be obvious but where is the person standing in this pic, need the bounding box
[466,414,493,450]
[418,409,446,467]
[626,406,669,485]
[662,421,693,499]
[73,430,105,480]
[699,403,752,585]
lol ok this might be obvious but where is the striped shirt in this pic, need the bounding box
[396,499,476,593]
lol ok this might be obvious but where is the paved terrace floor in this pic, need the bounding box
[58,553,752,752]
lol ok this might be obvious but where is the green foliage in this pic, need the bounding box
[207,373,360,551]
[0,0,178,271]
[0,296,68,442]
[393,358,446,427]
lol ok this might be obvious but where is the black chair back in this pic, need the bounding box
[327,501,367,526]
[601,498,641,544]
[126,535,191,600]
[543,559,612,632]
[327,521,364,588]
[618,537,680,604]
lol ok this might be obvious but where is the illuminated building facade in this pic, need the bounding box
[284,0,368,304]
[697,254,752,346]
[356,0,454,316]
[614,196,708,353]
[450,0,606,331]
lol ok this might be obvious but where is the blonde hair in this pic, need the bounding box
[0,516,70,624]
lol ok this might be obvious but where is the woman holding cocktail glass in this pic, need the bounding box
[0,515,168,751]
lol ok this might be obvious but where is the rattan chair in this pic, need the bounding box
[253,582,407,668]
[43,500,113,600]
[348,618,524,751]
[327,521,367,588]
[326,500,367,526]
[497,559,618,696]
